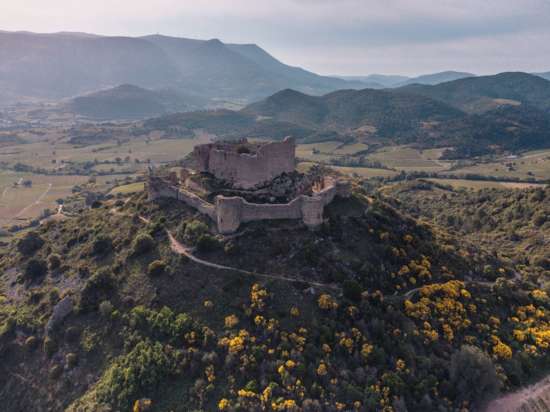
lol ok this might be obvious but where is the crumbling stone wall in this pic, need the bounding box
[215,178,351,234]
[193,137,296,189]
[147,174,351,235]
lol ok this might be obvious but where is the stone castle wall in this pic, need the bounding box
[146,175,350,234]
[193,137,296,189]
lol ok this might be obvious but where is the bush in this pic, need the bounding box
[449,345,501,407]
[24,336,38,351]
[17,232,44,256]
[196,234,220,252]
[47,254,61,270]
[132,233,155,256]
[92,235,113,256]
[99,300,115,318]
[80,269,116,311]
[43,336,57,357]
[183,220,209,245]
[343,280,362,301]
[148,260,166,277]
[24,258,48,280]
[66,352,78,368]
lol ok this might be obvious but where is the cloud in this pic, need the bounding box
[1,0,549,75]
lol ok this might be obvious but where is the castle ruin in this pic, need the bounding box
[146,137,350,234]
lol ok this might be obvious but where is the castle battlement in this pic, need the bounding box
[146,137,351,234]
[193,137,296,189]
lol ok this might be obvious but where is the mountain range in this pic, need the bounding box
[144,72,550,156]
[0,30,364,105]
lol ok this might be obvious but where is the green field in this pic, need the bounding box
[298,161,398,178]
[109,181,145,195]
[367,146,451,171]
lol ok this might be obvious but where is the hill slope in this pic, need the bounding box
[67,84,204,120]
[397,71,475,86]
[2,183,549,411]
[0,31,365,105]
[400,72,550,113]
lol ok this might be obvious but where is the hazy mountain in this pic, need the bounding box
[400,72,550,113]
[67,84,205,120]
[534,72,550,81]
[397,71,475,86]
[338,74,409,87]
[0,31,366,105]
[243,88,464,140]
[147,74,550,154]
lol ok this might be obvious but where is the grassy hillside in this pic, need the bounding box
[68,85,204,120]
[2,184,549,411]
[401,72,550,114]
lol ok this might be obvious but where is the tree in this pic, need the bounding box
[24,258,48,280]
[449,345,501,407]
[17,232,44,256]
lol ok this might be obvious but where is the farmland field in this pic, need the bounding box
[449,149,550,181]
[367,146,451,171]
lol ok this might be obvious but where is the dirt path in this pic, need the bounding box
[166,231,336,289]
[485,375,550,412]
[15,183,52,218]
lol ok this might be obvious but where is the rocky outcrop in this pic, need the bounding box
[46,296,73,335]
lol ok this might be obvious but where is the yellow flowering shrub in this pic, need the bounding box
[318,294,338,310]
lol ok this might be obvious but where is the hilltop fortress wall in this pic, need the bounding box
[215,177,350,233]
[193,137,296,189]
[147,175,350,234]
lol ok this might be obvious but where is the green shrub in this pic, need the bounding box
[342,280,362,301]
[66,352,78,368]
[43,336,57,357]
[196,234,220,252]
[80,269,115,311]
[95,339,181,411]
[132,233,155,256]
[183,220,209,245]
[16,232,44,256]
[92,235,113,256]
[47,253,61,270]
[99,300,115,318]
[24,258,48,280]
[147,260,166,277]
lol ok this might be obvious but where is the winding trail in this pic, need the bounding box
[137,214,336,289]
[166,231,337,289]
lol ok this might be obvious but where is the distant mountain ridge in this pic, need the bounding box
[145,72,550,156]
[0,30,366,105]
[399,72,550,113]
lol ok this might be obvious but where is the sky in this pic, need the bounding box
[2,0,550,76]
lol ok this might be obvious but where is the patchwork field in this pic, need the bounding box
[449,149,550,181]
[296,141,368,162]
[0,171,134,229]
[367,146,451,171]
[297,161,398,178]
[0,135,210,172]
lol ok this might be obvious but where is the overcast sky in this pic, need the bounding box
[2,0,550,76]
